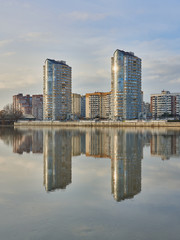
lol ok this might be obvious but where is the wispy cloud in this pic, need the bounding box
[0,40,12,47]
[144,56,180,84]
[169,78,180,84]
[2,52,16,57]
[20,32,52,42]
[0,70,39,90]
[60,11,108,21]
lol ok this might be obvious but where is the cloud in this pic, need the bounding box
[143,56,180,85]
[2,52,16,57]
[20,32,52,42]
[170,78,180,84]
[0,40,12,47]
[0,70,40,89]
[60,11,108,21]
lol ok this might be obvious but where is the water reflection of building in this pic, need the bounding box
[43,130,72,191]
[84,128,143,202]
[13,130,43,154]
[4,127,180,201]
[111,130,142,202]
[151,131,180,160]
[72,131,81,156]
[85,129,111,158]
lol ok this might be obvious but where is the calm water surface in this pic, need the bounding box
[0,127,180,240]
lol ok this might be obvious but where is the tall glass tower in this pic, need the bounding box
[111,50,142,120]
[43,59,72,121]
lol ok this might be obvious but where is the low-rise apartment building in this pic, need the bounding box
[151,90,180,118]
[13,93,43,120]
[86,92,111,119]
[71,93,81,118]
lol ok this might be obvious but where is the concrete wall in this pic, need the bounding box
[14,121,180,128]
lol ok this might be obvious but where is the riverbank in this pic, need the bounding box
[14,120,180,128]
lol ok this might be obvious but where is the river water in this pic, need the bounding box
[0,127,180,240]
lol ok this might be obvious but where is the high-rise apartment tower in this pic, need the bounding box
[111,50,142,120]
[43,59,72,120]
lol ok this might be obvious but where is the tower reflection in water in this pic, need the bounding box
[110,130,142,202]
[5,128,180,201]
[43,129,72,191]
[85,129,142,201]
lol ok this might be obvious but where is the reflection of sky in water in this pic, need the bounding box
[0,127,180,240]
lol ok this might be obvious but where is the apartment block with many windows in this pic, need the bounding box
[150,90,180,118]
[111,49,142,120]
[86,92,111,119]
[43,59,71,121]
[13,93,32,115]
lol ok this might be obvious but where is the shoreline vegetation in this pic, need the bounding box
[14,120,180,128]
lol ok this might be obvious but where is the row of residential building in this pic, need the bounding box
[12,49,180,121]
[42,50,143,121]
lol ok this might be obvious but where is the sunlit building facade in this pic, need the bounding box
[111,49,142,120]
[71,93,81,118]
[86,92,111,119]
[150,90,180,118]
[43,59,72,121]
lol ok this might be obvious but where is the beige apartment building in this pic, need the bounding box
[71,93,81,118]
[86,92,111,119]
[150,90,180,118]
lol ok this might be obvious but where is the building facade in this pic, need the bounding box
[81,95,86,118]
[111,49,142,120]
[13,93,43,120]
[43,59,72,121]
[13,93,32,115]
[150,90,180,118]
[86,92,111,119]
[71,93,81,118]
[32,95,43,120]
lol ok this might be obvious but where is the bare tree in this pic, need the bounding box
[0,103,22,121]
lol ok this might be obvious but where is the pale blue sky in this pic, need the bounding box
[0,0,180,108]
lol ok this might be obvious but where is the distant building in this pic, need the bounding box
[141,91,144,112]
[13,93,43,120]
[43,59,72,120]
[32,95,43,120]
[13,93,32,115]
[86,92,111,119]
[143,102,151,119]
[81,95,86,118]
[111,49,142,120]
[71,93,81,118]
[150,90,180,118]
